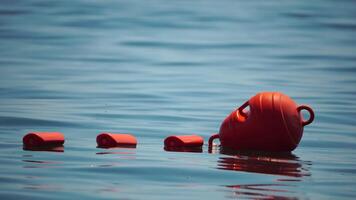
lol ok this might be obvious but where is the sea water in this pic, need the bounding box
[1,1,356,199]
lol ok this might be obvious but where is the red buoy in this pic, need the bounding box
[164,135,204,148]
[96,133,137,148]
[209,92,314,152]
[23,132,65,148]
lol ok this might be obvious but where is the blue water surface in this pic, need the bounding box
[1,0,356,199]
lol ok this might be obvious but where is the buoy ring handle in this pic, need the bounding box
[297,105,314,126]
[208,134,219,147]
[237,101,249,118]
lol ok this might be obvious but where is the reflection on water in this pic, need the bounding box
[217,150,311,178]
[1,0,356,199]
[164,146,203,153]
[23,145,64,152]
[22,159,61,164]
[96,151,135,155]
[226,184,297,200]
[218,150,310,199]
[22,159,63,169]
[96,148,137,160]
[96,187,120,194]
[24,184,61,191]
[97,144,137,149]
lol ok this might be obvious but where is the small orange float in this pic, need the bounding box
[23,132,65,148]
[164,135,204,148]
[96,133,137,148]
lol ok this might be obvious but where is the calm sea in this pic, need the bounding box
[1,0,356,199]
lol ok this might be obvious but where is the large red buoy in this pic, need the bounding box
[209,92,314,152]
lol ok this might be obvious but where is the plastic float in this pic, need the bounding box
[164,135,204,148]
[23,132,65,151]
[96,133,137,148]
[209,92,314,152]
[164,135,204,152]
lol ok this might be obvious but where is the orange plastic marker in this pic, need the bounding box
[164,135,204,148]
[23,132,65,148]
[96,133,137,148]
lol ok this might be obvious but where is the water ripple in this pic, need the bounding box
[1,0,356,199]
[0,116,79,128]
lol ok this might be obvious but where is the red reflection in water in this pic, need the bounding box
[217,149,311,178]
[96,147,137,159]
[96,151,135,155]
[226,184,298,200]
[227,184,289,193]
[164,146,203,153]
[23,145,64,152]
[97,144,137,149]
[96,148,137,160]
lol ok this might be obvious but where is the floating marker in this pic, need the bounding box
[164,135,204,148]
[209,92,315,152]
[23,132,65,150]
[96,133,137,148]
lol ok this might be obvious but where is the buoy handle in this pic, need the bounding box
[297,105,314,126]
[237,101,249,118]
[208,133,219,147]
